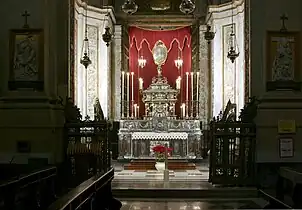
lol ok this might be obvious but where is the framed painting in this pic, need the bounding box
[8,28,44,91]
[266,31,301,91]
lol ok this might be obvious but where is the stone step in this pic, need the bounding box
[113,187,259,199]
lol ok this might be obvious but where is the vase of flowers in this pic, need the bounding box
[152,144,173,172]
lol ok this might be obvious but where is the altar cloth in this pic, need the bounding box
[132,132,188,140]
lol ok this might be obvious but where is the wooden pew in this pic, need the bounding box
[258,189,292,209]
[48,167,121,210]
[259,167,302,209]
[277,167,302,209]
[0,166,57,210]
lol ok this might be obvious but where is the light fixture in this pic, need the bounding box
[227,4,239,63]
[179,0,196,14]
[121,0,138,15]
[174,57,183,69]
[138,56,146,68]
[204,25,215,44]
[102,26,112,47]
[80,1,91,69]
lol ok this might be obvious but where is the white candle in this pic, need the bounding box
[191,72,194,102]
[121,71,125,118]
[180,105,183,118]
[131,72,134,101]
[182,103,185,118]
[139,78,143,90]
[176,76,181,90]
[186,72,189,102]
[137,106,139,118]
[126,72,130,117]
[134,104,137,118]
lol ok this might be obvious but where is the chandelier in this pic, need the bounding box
[227,4,239,63]
[174,57,183,69]
[179,0,196,14]
[204,25,215,44]
[121,0,138,15]
[80,1,91,69]
[138,56,146,68]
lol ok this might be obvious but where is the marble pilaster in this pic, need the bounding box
[198,25,210,125]
[113,25,122,120]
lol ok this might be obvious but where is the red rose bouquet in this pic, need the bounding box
[152,144,173,162]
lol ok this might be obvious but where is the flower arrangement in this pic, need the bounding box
[152,144,173,162]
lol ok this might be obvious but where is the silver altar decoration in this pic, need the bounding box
[118,40,202,160]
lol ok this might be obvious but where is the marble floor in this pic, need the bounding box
[120,198,266,209]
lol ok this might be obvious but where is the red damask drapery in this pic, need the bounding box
[129,26,192,117]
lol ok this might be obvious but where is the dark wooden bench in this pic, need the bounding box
[259,166,302,209]
[277,167,302,208]
[258,189,292,209]
[0,166,57,210]
[48,167,121,210]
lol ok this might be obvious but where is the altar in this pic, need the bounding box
[118,40,203,160]
[118,119,202,159]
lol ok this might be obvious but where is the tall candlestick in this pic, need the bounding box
[185,72,189,118]
[191,72,194,117]
[186,72,189,101]
[121,71,125,118]
[131,72,134,118]
[126,72,130,118]
[196,72,199,118]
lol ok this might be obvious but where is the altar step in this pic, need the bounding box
[124,159,196,171]
[112,186,258,199]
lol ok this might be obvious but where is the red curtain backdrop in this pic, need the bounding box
[129,26,192,118]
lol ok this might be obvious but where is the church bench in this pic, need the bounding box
[48,167,121,210]
[258,189,292,209]
[277,167,302,209]
[259,167,302,209]
[0,166,57,210]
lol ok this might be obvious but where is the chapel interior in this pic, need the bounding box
[0,0,302,209]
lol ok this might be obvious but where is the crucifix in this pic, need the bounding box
[280,13,288,32]
[22,10,30,28]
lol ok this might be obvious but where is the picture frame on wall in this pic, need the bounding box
[279,137,294,158]
[266,31,301,91]
[8,28,44,91]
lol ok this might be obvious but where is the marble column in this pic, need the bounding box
[44,0,57,98]
[113,25,122,120]
[56,0,69,100]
